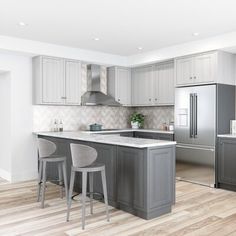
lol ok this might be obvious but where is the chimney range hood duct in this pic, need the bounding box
[81,64,120,106]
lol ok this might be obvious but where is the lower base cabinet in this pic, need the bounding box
[117,146,175,219]
[38,135,175,220]
[218,138,236,190]
[117,147,146,212]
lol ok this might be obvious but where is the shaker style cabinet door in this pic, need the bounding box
[175,52,218,86]
[193,52,217,84]
[132,65,154,105]
[33,56,82,105]
[154,62,174,105]
[175,57,193,86]
[65,60,81,105]
[116,67,131,105]
[42,57,65,104]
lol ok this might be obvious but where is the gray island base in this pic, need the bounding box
[36,132,176,220]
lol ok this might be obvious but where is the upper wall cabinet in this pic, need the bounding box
[107,67,131,105]
[33,56,81,105]
[154,62,174,105]
[175,51,235,87]
[132,65,154,106]
[132,62,174,106]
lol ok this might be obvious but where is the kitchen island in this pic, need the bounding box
[36,131,176,220]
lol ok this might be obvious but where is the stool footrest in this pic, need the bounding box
[71,192,104,202]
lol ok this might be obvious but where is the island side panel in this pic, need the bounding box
[147,145,176,219]
[117,146,147,218]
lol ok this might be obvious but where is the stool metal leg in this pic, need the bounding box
[101,169,110,222]
[62,161,68,200]
[82,171,87,230]
[58,163,63,199]
[37,160,43,202]
[41,161,47,209]
[89,172,94,214]
[66,169,75,222]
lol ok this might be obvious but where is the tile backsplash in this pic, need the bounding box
[135,106,174,129]
[33,105,174,131]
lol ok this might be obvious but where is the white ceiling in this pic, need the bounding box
[1,0,236,56]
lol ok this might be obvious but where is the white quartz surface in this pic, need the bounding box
[83,129,174,134]
[218,134,236,138]
[35,131,176,148]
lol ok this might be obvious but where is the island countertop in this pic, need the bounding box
[35,131,176,148]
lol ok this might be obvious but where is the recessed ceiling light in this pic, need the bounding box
[93,37,100,41]
[18,21,28,27]
[137,47,143,50]
[192,32,199,36]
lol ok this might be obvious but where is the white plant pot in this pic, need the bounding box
[131,121,140,129]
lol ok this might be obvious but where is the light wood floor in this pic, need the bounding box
[1,179,236,236]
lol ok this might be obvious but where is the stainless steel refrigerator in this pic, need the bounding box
[175,84,235,187]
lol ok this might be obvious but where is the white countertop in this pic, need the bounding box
[35,131,176,148]
[83,129,174,134]
[218,134,236,138]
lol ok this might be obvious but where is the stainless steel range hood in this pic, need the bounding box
[81,64,120,106]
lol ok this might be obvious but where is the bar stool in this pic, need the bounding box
[67,143,110,230]
[37,138,68,208]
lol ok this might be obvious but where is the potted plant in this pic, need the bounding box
[130,112,144,129]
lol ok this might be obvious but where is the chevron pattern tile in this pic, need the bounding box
[33,105,174,132]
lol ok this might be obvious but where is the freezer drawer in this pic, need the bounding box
[176,144,215,187]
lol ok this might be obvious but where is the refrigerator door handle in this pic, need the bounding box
[190,94,194,138]
[194,93,198,138]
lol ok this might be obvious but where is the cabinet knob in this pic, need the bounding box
[190,77,193,80]
[194,76,196,79]
[118,99,120,101]
[149,98,151,101]
[155,98,157,101]
[61,96,66,99]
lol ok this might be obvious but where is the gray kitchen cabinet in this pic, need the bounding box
[154,62,174,105]
[117,147,146,211]
[132,65,154,106]
[65,60,82,105]
[107,67,131,105]
[132,62,174,106]
[33,56,82,105]
[175,56,193,86]
[117,145,175,219]
[90,143,117,205]
[38,135,175,220]
[175,51,235,86]
[218,138,236,190]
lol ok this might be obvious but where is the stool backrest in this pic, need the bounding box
[37,138,57,159]
[70,143,97,168]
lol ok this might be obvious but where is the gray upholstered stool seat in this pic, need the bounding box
[67,143,110,230]
[37,138,68,208]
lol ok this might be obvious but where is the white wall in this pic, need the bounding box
[0,52,37,182]
[0,72,11,180]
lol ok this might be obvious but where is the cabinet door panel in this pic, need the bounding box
[176,57,193,85]
[117,68,131,105]
[117,147,145,210]
[154,63,174,105]
[65,60,81,105]
[132,66,153,105]
[42,57,64,104]
[91,143,117,204]
[218,139,236,185]
[194,53,217,83]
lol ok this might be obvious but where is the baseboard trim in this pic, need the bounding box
[0,168,11,182]
[11,170,38,183]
